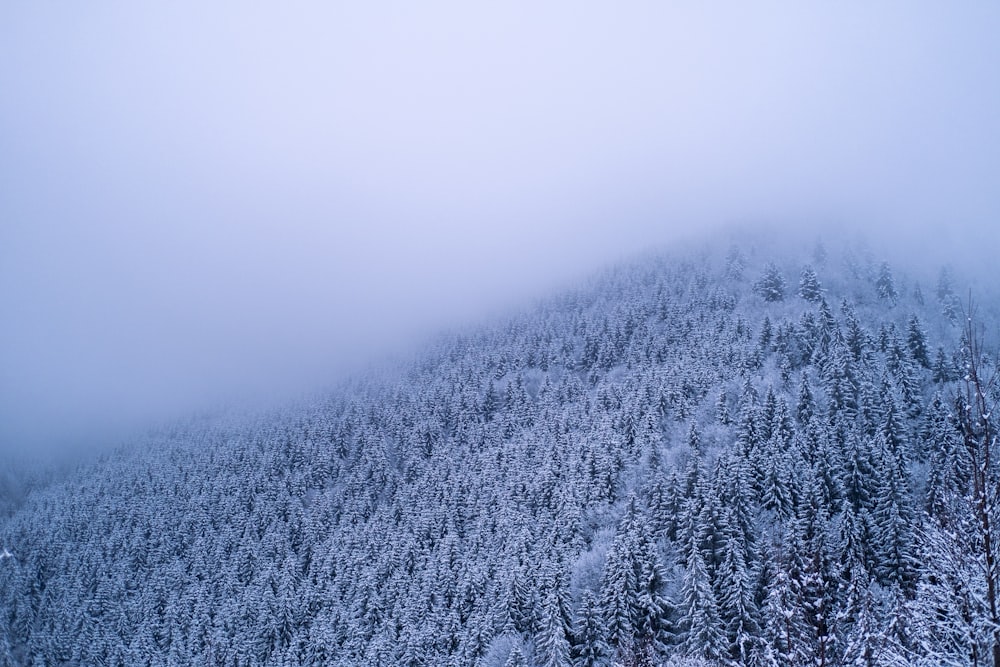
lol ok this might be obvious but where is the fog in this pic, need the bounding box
[2,1,999,450]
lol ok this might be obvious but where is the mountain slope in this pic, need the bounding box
[0,236,996,666]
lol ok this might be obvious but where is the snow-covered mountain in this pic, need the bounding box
[1,235,997,666]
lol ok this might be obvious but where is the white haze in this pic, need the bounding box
[1,1,999,449]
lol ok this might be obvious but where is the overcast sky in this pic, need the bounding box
[2,1,999,448]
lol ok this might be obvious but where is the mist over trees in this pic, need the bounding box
[1,235,999,666]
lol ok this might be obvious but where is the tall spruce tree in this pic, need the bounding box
[799,265,824,303]
[754,263,787,303]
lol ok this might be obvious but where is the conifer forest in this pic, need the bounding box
[2,237,999,667]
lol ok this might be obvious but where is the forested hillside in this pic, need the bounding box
[1,237,998,666]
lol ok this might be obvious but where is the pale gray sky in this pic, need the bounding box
[2,1,999,447]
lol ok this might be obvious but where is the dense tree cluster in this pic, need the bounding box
[1,238,997,666]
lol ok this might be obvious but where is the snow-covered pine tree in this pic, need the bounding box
[907,315,931,369]
[799,265,824,302]
[571,591,607,667]
[753,263,786,303]
[875,262,898,305]
[715,514,760,665]
[680,534,726,662]
[536,587,571,667]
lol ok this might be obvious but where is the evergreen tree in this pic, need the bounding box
[798,266,824,302]
[931,345,953,383]
[762,563,803,666]
[571,592,608,667]
[922,393,965,518]
[796,372,815,427]
[634,547,675,664]
[760,450,795,522]
[758,317,773,355]
[505,645,528,667]
[836,499,869,582]
[600,535,638,657]
[906,315,931,368]
[753,263,786,303]
[680,535,726,662]
[726,245,747,281]
[839,568,886,667]
[536,587,571,667]
[770,398,795,453]
[717,451,757,555]
[870,448,915,592]
[812,240,828,267]
[736,386,761,460]
[841,432,877,516]
[796,539,836,667]
[716,390,731,426]
[878,387,910,468]
[936,266,959,324]
[716,518,760,665]
[509,573,538,636]
[875,262,898,305]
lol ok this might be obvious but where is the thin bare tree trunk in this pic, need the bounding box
[958,303,1000,667]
